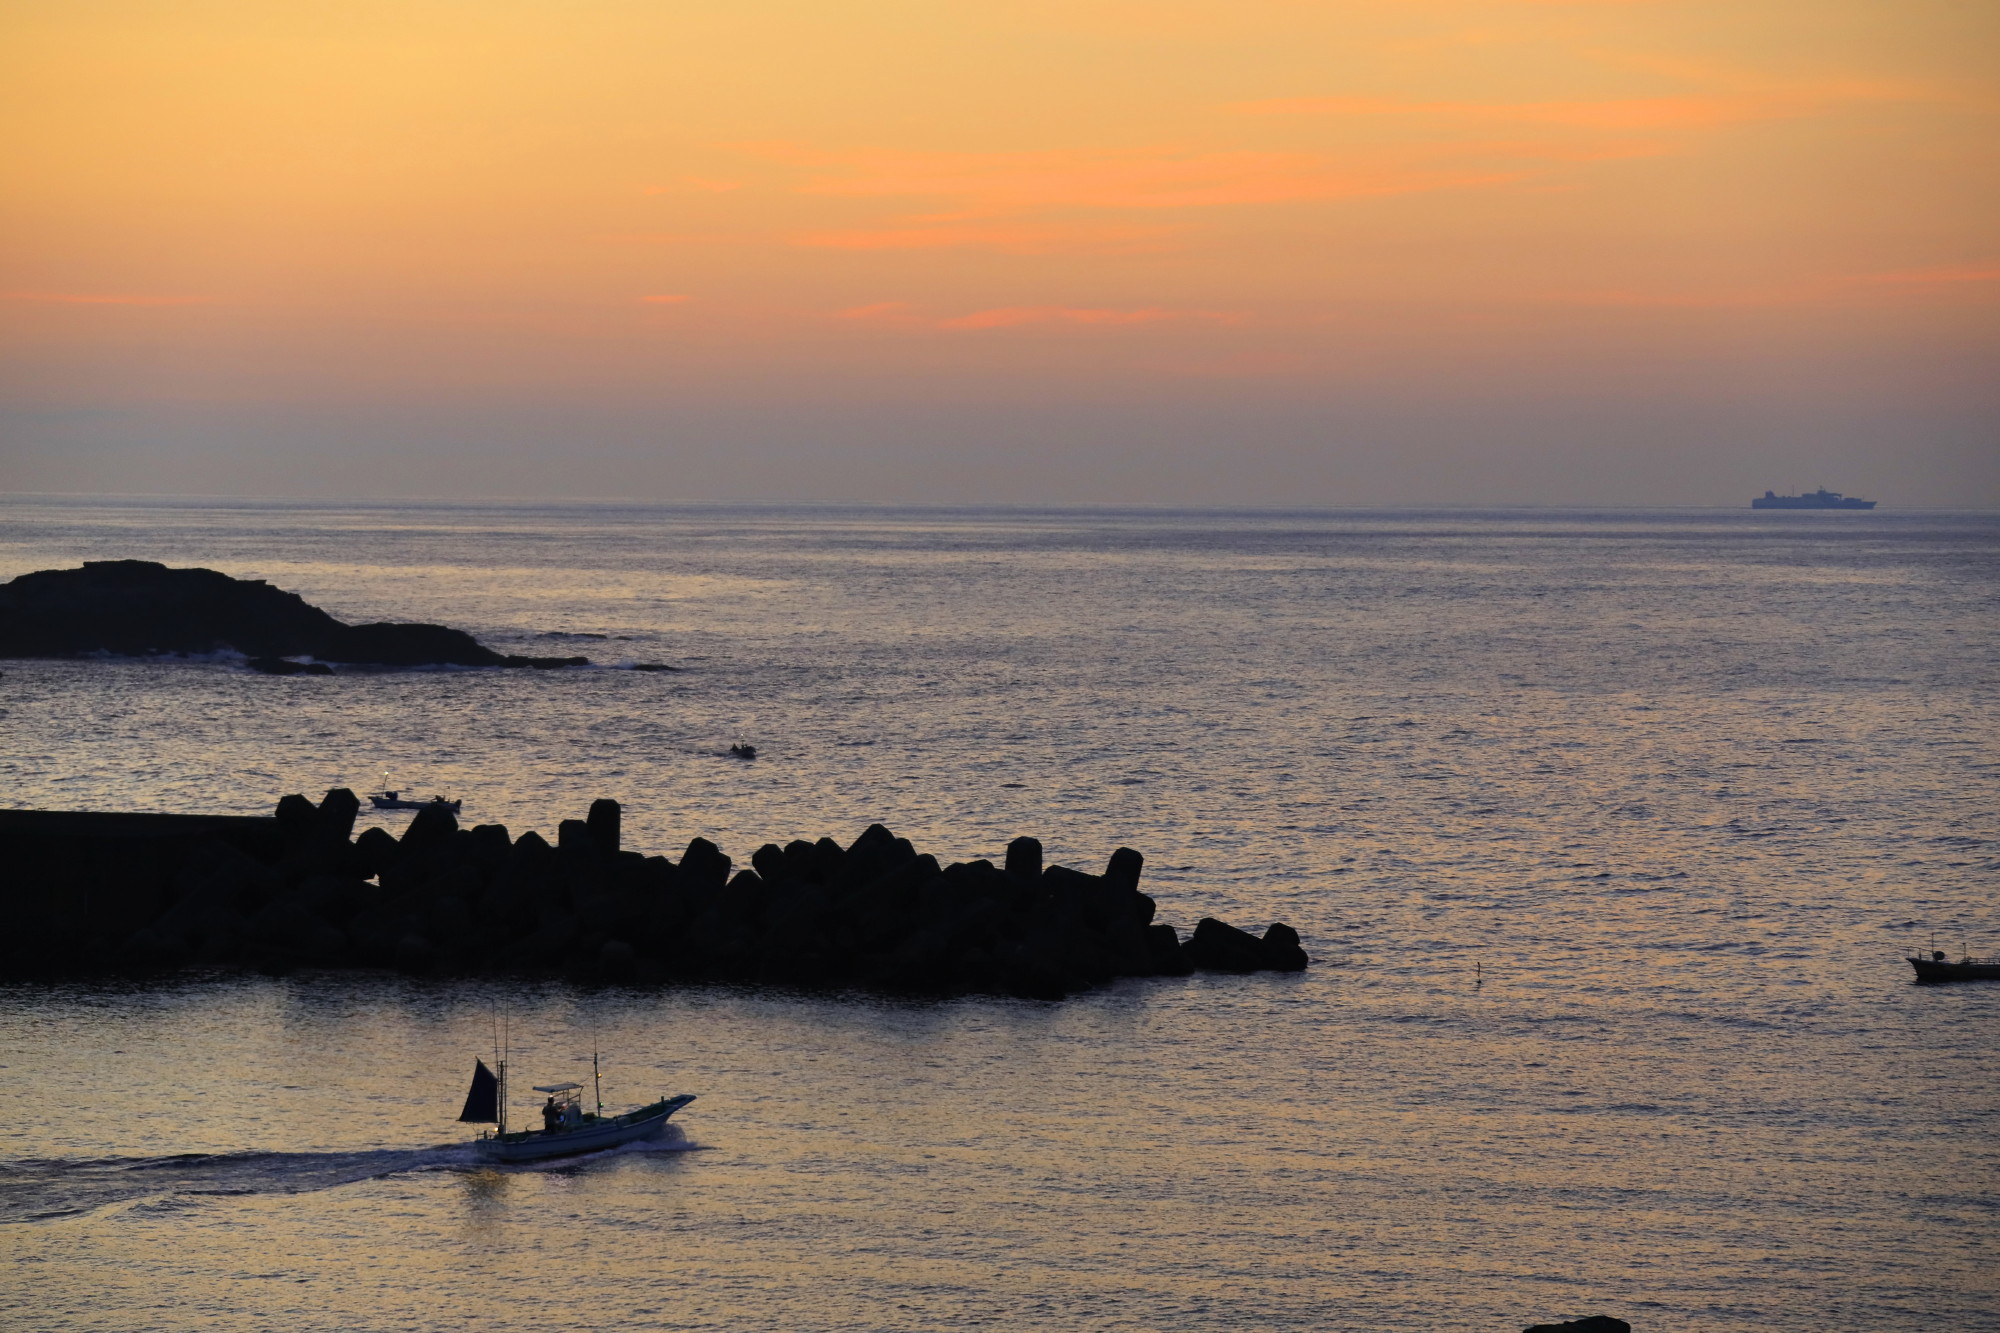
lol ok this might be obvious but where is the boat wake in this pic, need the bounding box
[0,1128,697,1223]
[0,1145,475,1223]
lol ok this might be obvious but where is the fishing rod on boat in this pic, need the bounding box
[495,1007,510,1138]
[592,1013,603,1117]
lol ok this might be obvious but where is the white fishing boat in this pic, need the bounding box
[457,1049,694,1163]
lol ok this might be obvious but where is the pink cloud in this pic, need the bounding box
[795,222,1181,255]
[1858,263,2000,287]
[839,302,1242,331]
[1235,62,1926,132]
[643,178,742,195]
[1547,262,2000,309]
[1234,94,1809,131]
[0,291,209,306]
[745,143,1520,216]
[941,306,1181,330]
[837,301,921,323]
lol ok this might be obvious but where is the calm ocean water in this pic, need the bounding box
[0,498,1995,1331]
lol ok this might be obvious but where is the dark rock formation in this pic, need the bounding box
[0,560,336,659]
[1523,1319,1631,1333]
[1260,922,1311,971]
[327,621,505,668]
[0,797,1312,997]
[0,560,590,669]
[1184,916,1309,972]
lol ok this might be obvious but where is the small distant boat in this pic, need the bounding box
[1751,488,1877,510]
[369,771,461,813]
[728,743,756,760]
[457,1052,695,1163]
[368,790,461,813]
[1908,950,2000,983]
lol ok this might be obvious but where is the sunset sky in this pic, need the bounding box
[2,0,1995,504]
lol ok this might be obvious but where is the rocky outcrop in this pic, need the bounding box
[1524,1318,1631,1333]
[0,560,588,668]
[1184,917,1310,972]
[0,797,1311,997]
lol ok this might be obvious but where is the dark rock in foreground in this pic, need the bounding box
[0,798,1311,998]
[0,560,588,669]
[1524,1318,1632,1333]
[1185,917,1309,972]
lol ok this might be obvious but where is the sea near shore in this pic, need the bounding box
[1,497,1995,1331]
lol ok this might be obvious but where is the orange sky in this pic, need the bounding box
[1,0,1995,503]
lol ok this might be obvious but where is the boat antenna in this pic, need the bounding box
[489,1003,502,1139]
[592,1016,604,1117]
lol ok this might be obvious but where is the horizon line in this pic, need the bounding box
[0,491,1982,515]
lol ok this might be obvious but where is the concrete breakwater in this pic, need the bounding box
[0,794,1309,997]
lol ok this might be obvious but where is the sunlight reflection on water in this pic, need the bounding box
[0,500,1994,1331]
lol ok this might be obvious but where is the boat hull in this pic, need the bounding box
[478,1094,694,1162]
[1909,959,2000,983]
[1751,498,1876,509]
[370,797,462,813]
[1751,492,1876,509]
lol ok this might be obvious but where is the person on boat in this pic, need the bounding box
[542,1096,561,1132]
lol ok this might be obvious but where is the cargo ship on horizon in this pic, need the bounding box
[1751,488,1877,510]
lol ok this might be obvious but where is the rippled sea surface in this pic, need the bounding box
[0,498,1995,1332]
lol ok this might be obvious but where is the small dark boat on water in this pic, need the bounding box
[1908,950,2000,983]
[368,790,461,813]
[457,1052,695,1163]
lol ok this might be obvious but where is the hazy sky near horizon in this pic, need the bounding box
[2,0,1995,505]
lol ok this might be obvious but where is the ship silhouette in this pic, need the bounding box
[1751,488,1876,510]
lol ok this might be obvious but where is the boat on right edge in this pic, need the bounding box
[1908,950,2000,983]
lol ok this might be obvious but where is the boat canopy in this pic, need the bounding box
[533,1082,582,1093]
